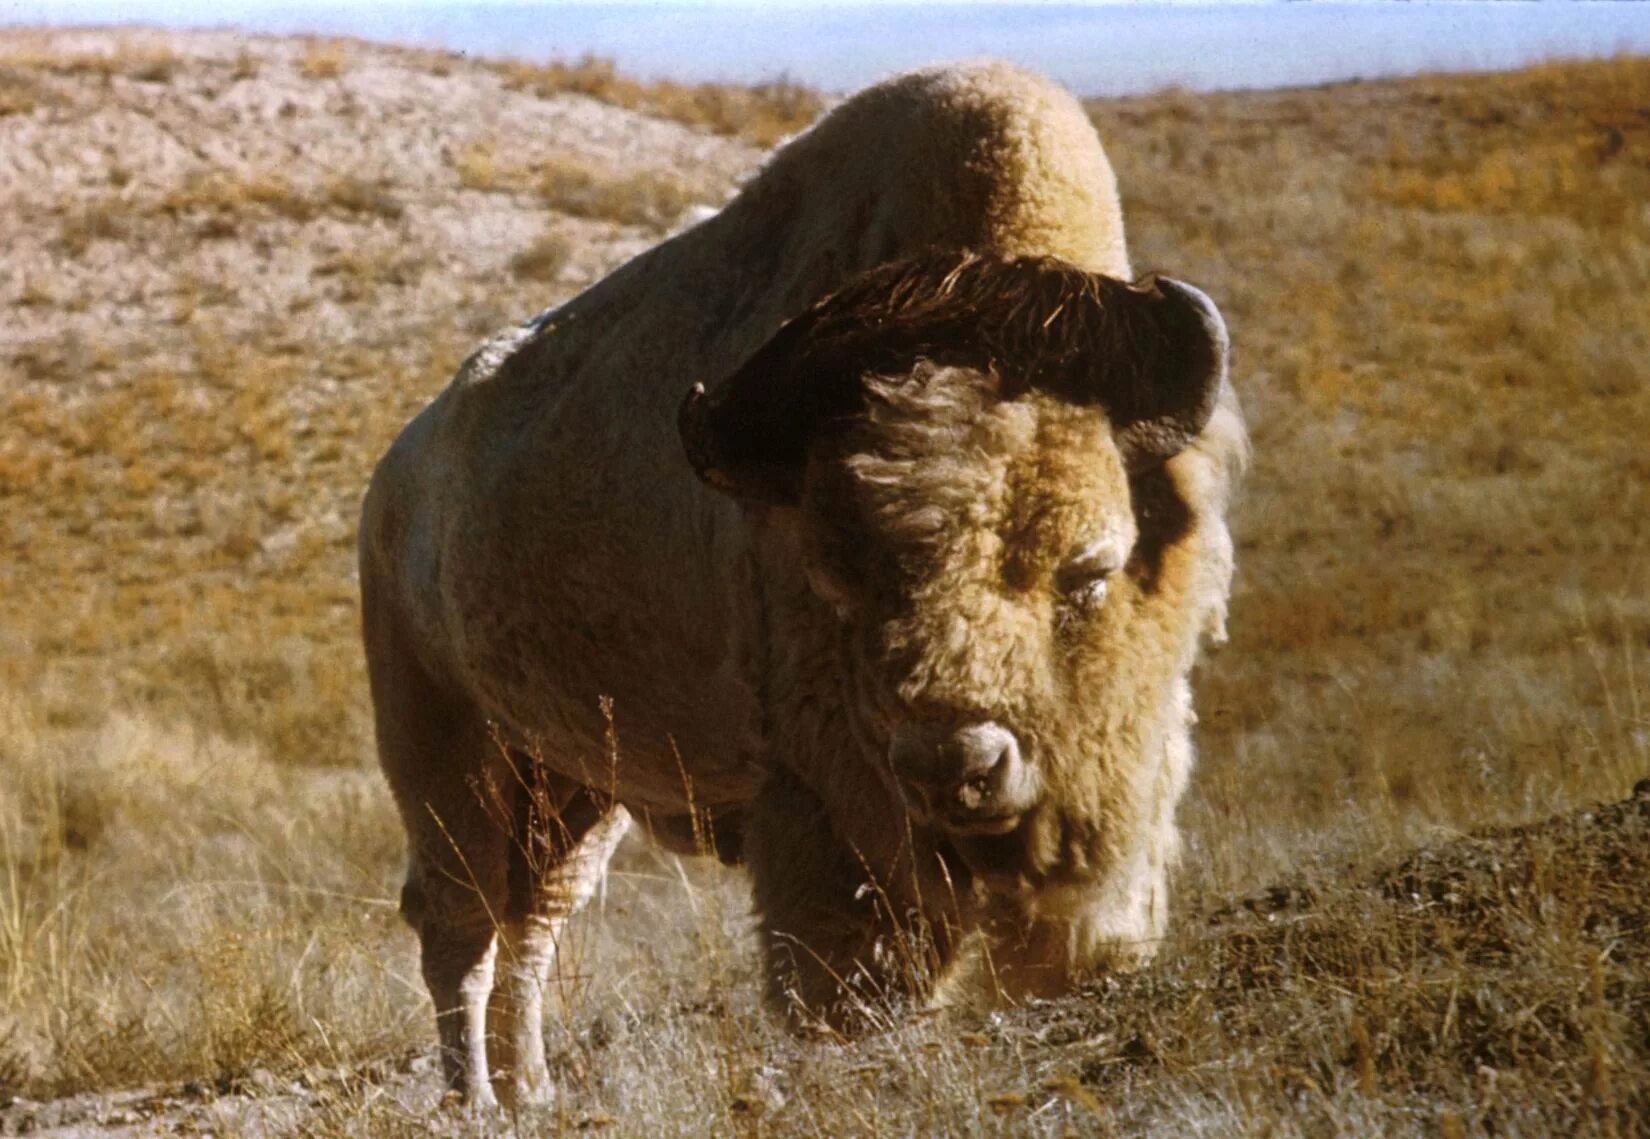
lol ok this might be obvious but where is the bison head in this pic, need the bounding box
[681,250,1229,919]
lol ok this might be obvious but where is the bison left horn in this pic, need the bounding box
[1106,275,1229,473]
[677,305,865,506]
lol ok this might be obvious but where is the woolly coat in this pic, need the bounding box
[359,61,1141,816]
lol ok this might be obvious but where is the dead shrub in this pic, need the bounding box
[452,139,505,191]
[57,199,128,255]
[510,228,574,282]
[299,38,349,80]
[323,175,404,221]
[159,171,318,228]
[537,156,699,231]
[494,53,822,146]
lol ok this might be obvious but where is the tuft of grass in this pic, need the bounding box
[57,198,129,255]
[299,38,349,80]
[452,139,504,191]
[493,53,823,147]
[509,227,574,282]
[125,53,176,84]
[322,175,404,222]
[452,141,707,231]
[537,155,701,231]
[314,247,429,302]
[0,73,40,116]
[159,170,318,227]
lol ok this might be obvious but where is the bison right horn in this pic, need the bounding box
[1105,275,1229,473]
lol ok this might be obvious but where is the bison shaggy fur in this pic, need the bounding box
[358,60,1246,1107]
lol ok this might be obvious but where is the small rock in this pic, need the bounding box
[25,1099,67,1129]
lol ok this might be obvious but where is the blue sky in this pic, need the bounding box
[5,2,1648,95]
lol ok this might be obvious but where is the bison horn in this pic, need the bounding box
[1107,275,1229,473]
[677,309,864,506]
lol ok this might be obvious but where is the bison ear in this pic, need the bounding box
[1103,276,1229,473]
[679,311,863,506]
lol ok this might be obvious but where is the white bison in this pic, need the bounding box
[359,61,1245,1107]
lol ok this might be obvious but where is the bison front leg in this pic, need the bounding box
[488,778,631,1108]
[366,596,514,1109]
[394,759,512,1111]
[745,766,956,1031]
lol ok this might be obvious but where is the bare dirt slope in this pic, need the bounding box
[2,27,1647,1138]
[0,29,764,768]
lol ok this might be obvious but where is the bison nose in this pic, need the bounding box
[889,721,1036,833]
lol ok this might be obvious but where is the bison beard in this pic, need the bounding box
[359,59,1245,1108]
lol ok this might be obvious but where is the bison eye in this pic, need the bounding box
[1055,546,1121,613]
[1061,573,1110,612]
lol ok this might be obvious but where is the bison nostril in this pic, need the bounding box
[945,729,1018,811]
[956,769,998,810]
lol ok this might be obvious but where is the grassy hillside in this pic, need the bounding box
[1,29,1646,1136]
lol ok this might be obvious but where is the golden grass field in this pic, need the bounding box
[1,29,1647,1136]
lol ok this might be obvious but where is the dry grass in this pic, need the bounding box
[493,53,823,147]
[322,176,405,222]
[152,171,404,230]
[0,35,178,83]
[1089,54,1650,894]
[159,170,319,225]
[1,32,1647,1135]
[0,73,40,116]
[536,155,702,232]
[299,38,349,81]
[0,691,416,1098]
[510,227,575,283]
[453,141,708,232]
[56,198,130,255]
[452,139,506,192]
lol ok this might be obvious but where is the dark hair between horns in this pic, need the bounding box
[680,249,1224,504]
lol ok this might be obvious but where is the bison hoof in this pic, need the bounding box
[439,1084,502,1117]
[499,1075,556,1113]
